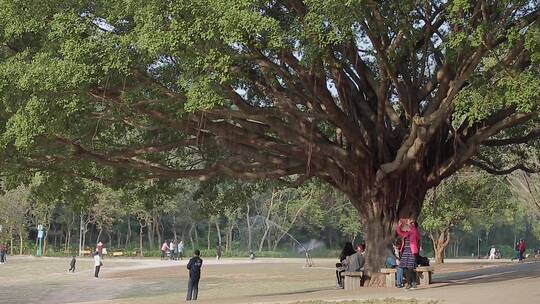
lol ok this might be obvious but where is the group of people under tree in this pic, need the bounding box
[161,240,185,260]
[337,218,427,290]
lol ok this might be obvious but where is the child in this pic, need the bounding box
[186,249,203,301]
[69,255,76,272]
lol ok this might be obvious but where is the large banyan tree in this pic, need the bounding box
[0,0,539,277]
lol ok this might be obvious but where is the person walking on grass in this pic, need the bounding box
[396,218,420,290]
[68,255,77,272]
[186,249,203,301]
[93,251,102,278]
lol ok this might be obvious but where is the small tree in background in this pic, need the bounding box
[422,171,513,263]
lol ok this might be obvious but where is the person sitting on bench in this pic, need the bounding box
[385,241,404,288]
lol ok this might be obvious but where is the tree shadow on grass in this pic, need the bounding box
[430,261,540,289]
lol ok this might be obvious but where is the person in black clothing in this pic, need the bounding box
[186,249,203,301]
[68,255,76,272]
[335,242,355,288]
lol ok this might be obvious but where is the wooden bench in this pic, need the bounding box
[380,268,397,287]
[112,251,124,257]
[415,266,434,286]
[381,266,433,287]
[80,250,92,256]
[343,271,364,290]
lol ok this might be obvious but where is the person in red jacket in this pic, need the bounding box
[518,239,526,262]
[396,218,421,290]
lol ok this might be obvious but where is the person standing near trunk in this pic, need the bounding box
[396,218,420,290]
[186,249,203,301]
[93,251,102,278]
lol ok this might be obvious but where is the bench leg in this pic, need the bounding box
[344,276,362,290]
[418,271,431,286]
[385,274,396,288]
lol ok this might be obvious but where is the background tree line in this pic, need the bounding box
[0,169,538,260]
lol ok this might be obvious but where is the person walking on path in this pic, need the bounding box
[161,241,170,260]
[93,252,102,278]
[396,218,420,290]
[186,249,203,301]
[518,239,526,262]
[68,255,77,272]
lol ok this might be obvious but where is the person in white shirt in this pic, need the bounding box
[169,241,174,260]
[489,245,497,260]
[94,252,102,278]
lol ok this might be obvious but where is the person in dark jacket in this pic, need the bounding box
[335,242,355,288]
[186,249,203,301]
[68,255,76,272]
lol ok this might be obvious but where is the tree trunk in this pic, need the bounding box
[9,226,14,255]
[97,228,103,243]
[207,220,212,250]
[431,229,451,264]
[188,224,194,250]
[42,225,50,256]
[139,223,144,257]
[246,203,252,251]
[156,216,163,246]
[226,226,233,252]
[19,232,24,255]
[78,213,83,256]
[194,225,199,248]
[147,219,154,249]
[125,216,132,248]
[362,211,397,287]
[258,189,275,252]
[107,231,112,248]
[173,215,178,240]
[215,222,222,247]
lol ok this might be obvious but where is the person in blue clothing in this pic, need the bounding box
[386,241,404,288]
[186,249,203,301]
